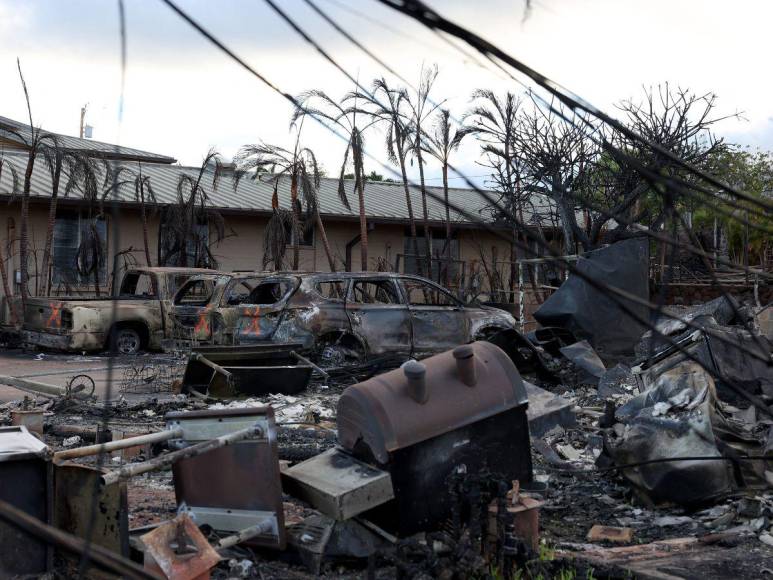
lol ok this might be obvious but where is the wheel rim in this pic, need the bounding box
[117,330,140,354]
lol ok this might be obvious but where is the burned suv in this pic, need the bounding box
[171,272,516,361]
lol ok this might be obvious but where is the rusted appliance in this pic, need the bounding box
[165,408,286,550]
[0,426,53,576]
[337,341,533,536]
[180,343,313,398]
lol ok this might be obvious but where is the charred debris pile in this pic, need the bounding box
[0,242,771,579]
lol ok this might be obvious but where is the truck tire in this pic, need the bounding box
[110,327,142,355]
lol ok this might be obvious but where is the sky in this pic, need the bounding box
[1,0,772,188]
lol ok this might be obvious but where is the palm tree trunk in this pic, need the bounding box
[0,242,18,325]
[416,148,432,279]
[315,210,336,272]
[291,175,300,270]
[40,158,63,296]
[20,151,35,306]
[442,161,451,286]
[398,147,422,276]
[356,177,368,271]
[140,203,152,267]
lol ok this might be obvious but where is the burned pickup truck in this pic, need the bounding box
[23,267,221,354]
[171,271,516,361]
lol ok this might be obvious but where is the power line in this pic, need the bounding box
[157,0,773,387]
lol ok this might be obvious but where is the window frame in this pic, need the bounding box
[398,276,463,308]
[348,278,404,306]
[52,210,109,288]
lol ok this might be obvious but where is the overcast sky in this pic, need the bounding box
[1,0,772,187]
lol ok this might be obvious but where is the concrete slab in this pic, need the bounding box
[525,381,577,437]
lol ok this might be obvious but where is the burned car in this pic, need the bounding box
[171,272,516,362]
[23,267,221,354]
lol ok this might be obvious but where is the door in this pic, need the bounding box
[118,271,165,346]
[346,278,412,357]
[399,277,467,356]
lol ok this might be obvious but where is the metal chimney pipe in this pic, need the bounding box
[403,360,428,404]
[453,344,477,387]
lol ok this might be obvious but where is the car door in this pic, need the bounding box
[399,277,468,356]
[346,277,412,357]
[172,277,218,342]
[225,277,296,343]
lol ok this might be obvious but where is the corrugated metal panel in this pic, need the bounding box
[0,115,176,164]
[0,151,554,226]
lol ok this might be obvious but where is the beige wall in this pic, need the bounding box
[0,202,525,323]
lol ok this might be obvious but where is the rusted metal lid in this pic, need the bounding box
[337,341,528,464]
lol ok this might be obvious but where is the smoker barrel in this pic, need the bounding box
[337,341,533,536]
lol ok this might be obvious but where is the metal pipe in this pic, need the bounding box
[190,352,232,379]
[453,345,477,387]
[0,374,67,397]
[54,428,183,463]
[291,350,329,379]
[403,361,428,404]
[214,520,274,551]
[100,422,263,486]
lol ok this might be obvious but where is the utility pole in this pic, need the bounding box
[79,104,88,138]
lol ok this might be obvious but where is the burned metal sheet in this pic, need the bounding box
[166,407,286,550]
[0,426,52,577]
[141,513,220,579]
[560,340,606,384]
[53,463,129,577]
[534,238,650,363]
[180,343,312,397]
[602,362,736,505]
[282,448,394,521]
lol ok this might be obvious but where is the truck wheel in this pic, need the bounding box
[111,327,142,355]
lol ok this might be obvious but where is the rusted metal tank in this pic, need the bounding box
[337,341,533,536]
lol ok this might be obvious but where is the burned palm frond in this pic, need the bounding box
[235,131,336,271]
[75,217,106,296]
[160,149,225,268]
[262,208,299,271]
[295,88,380,270]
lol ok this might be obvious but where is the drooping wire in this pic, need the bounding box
[156,0,772,411]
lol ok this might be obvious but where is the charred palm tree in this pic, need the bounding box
[163,149,227,269]
[65,156,131,295]
[404,65,443,277]
[38,146,97,295]
[293,90,376,271]
[235,135,336,272]
[132,163,157,268]
[349,78,424,275]
[422,109,471,285]
[10,60,59,305]
[0,155,20,323]
[465,90,536,300]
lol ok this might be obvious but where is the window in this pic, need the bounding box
[119,272,157,297]
[158,210,210,267]
[224,277,293,306]
[315,280,347,301]
[52,211,107,286]
[402,233,459,280]
[401,278,459,307]
[350,280,401,305]
[174,279,215,306]
[285,222,315,247]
